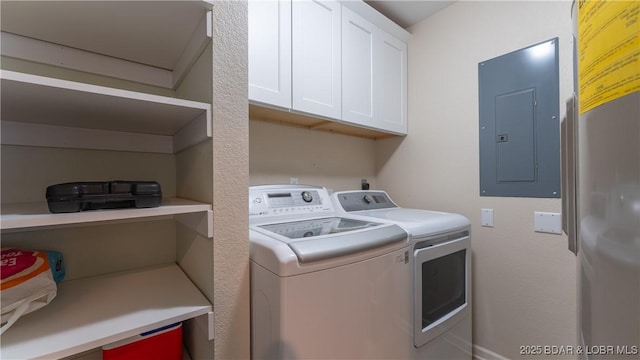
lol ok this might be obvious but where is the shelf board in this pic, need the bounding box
[0,264,213,360]
[1,198,211,232]
[0,1,213,73]
[0,70,211,153]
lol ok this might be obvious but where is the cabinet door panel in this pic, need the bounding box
[249,0,292,108]
[377,31,407,134]
[341,6,376,126]
[292,0,341,119]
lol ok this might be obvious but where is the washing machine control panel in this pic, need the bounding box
[334,191,398,212]
[249,186,333,217]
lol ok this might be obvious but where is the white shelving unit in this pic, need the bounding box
[1,1,217,358]
[0,264,212,360]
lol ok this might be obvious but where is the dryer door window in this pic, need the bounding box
[421,249,466,328]
[414,234,470,348]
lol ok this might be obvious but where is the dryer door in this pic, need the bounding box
[414,233,471,347]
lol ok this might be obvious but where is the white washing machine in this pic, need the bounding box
[249,185,415,359]
[332,190,473,359]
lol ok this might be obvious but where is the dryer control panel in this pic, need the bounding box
[249,185,333,217]
[334,191,398,212]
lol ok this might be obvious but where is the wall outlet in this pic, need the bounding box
[481,209,494,227]
[534,211,562,234]
[290,177,299,185]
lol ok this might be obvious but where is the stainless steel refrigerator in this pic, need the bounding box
[563,1,639,358]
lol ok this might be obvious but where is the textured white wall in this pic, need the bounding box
[210,2,250,359]
[376,2,577,358]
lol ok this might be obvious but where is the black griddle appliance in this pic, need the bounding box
[46,181,162,213]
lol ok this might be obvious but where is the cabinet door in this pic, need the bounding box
[248,0,292,109]
[377,31,407,134]
[341,6,377,126]
[292,0,341,120]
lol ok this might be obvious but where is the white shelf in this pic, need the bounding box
[0,264,213,360]
[1,1,213,88]
[0,70,212,153]
[1,198,212,235]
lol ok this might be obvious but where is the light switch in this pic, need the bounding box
[481,209,494,227]
[534,211,562,234]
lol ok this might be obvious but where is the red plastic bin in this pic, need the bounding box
[102,322,182,360]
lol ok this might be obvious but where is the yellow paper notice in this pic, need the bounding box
[578,0,640,114]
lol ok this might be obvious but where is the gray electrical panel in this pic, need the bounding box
[478,38,560,198]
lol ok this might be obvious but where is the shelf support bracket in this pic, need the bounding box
[172,11,212,88]
[174,210,213,238]
[205,311,215,341]
[173,111,211,153]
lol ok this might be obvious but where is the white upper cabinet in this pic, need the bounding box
[248,0,292,108]
[377,31,408,134]
[248,0,409,136]
[342,4,407,134]
[341,6,377,126]
[292,0,342,120]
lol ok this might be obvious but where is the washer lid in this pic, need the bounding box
[255,217,407,263]
[258,217,379,239]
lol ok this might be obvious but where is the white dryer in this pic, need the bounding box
[332,190,473,359]
[249,185,415,359]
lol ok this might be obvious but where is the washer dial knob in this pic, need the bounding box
[301,191,313,203]
[363,194,374,204]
